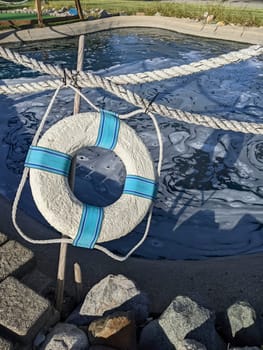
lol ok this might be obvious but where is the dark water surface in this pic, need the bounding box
[1,28,263,260]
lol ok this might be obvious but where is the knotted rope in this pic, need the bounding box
[1,46,263,134]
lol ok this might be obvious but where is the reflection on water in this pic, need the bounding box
[1,28,263,260]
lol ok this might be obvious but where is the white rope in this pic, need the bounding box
[1,45,262,95]
[1,46,263,135]
[109,45,263,85]
[12,84,73,245]
[67,84,99,112]
[11,84,162,261]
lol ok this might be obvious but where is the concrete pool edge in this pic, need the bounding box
[0,16,262,45]
[1,193,263,315]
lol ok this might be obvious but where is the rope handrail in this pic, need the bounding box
[0,46,263,135]
[0,45,262,95]
[109,45,263,85]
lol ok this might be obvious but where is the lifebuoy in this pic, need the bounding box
[25,110,156,248]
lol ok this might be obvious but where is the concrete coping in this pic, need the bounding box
[0,16,262,45]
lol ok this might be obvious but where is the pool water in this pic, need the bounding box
[1,28,263,260]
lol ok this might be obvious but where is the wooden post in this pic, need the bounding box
[74,0,84,20]
[74,262,83,304]
[55,34,85,313]
[35,0,44,27]
[74,35,85,114]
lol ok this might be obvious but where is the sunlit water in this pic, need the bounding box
[0,28,263,260]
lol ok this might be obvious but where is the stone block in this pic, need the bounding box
[0,336,13,350]
[88,311,137,350]
[21,269,53,296]
[80,274,149,324]
[40,323,88,350]
[0,240,35,281]
[0,277,51,343]
[218,301,263,346]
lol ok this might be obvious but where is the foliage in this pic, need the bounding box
[0,0,262,27]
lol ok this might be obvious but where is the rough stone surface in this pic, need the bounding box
[228,302,256,337]
[0,336,13,350]
[159,296,225,349]
[0,240,35,281]
[139,320,174,350]
[98,9,110,18]
[177,339,207,350]
[40,323,89,350]
[0,232,8,245]
[88,311,137,350]
[80,274,149,324]
[0,277,51,342]
[219,301,262,346]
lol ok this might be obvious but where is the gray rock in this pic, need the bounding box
[80,274,149,324]
[88,311,136,350]
[159,296,225,349]
[40,323,89,350]
[0,240,34,281]
[139,320,174,350]
[0,336,13,350]
[0,277,51,343]
[177,339,207,350]
[98,9,111,18]
[219,301,262,346]
[228,302,256,337]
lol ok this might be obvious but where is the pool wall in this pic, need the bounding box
[0,16,262,45]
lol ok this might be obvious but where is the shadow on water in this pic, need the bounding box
[0,31,263,260]
[3,82,263,260]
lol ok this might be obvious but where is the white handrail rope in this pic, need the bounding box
[109,45,263,85]
[1,45,262,95]
[1,46,263,135]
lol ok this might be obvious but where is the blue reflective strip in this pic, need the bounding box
[95,110,120,150]
[123,175,157,200]
[25,146,72,176]
[73,205,104,248]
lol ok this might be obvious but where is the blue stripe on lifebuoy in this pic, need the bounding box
[123,175,157,200]
[95,110,120,150]
[73,205,104,248]
[25,146,72,176]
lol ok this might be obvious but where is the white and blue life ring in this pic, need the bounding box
[25,110,156,249]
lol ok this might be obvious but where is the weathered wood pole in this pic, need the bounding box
[75,0,84,20]
[55,34,85,313]
[35,0,44,27]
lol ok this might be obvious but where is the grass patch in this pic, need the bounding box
[0,0,262,27]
